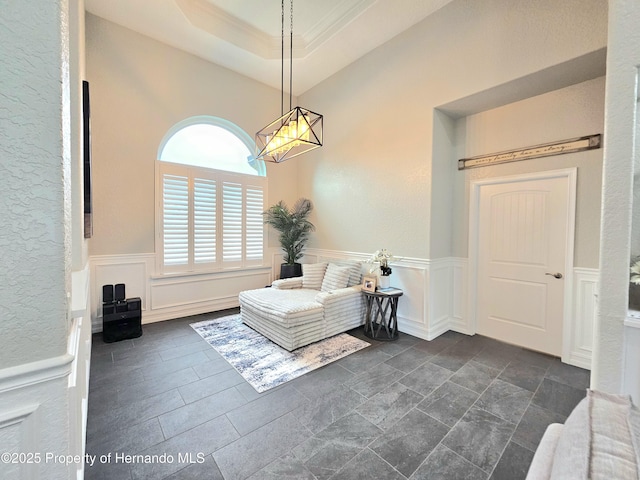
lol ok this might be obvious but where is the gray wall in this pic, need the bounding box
[453,77,605,268]
[86,14,301,257]
[296,0,607,260]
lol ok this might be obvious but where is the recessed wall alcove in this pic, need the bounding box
[432,48,607,261]
[429,49,606,366]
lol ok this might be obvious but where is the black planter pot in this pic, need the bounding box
[630,283,640,310]
[280,263,302,279]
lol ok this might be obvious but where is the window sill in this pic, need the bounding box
[150,265,271,281]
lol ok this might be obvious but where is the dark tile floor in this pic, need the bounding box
[85,308,590,480]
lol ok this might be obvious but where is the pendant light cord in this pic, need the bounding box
[289,0,293,112]
[280,0,284,116]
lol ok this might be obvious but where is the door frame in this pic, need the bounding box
[467,168,577,361]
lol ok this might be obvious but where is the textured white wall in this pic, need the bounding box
[85,15,299,257]
[297,0,607,259]
[453,77,605,268]
[0,0,71,367]
[0,0,88,478]
[593,0,640,395]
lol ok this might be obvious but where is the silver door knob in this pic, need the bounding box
[545,272,563,279]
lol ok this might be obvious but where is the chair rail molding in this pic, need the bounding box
[0,354,74,394]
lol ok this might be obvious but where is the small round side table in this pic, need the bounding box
[363,288,403,341]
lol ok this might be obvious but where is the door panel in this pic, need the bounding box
[487,277,547,330]
[477,176,570,356]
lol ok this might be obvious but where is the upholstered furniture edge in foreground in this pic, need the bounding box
[526,389,640,479]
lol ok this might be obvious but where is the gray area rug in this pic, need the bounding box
[190,314,370,392]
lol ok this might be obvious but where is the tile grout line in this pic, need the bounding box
[87,321,588,480]
[484,356,557,478]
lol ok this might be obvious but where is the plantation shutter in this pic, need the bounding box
[245,185,264,264]
[162,173,189,267]
[222,182,243,265]
[158,162,266,273]
[193,178,217,266]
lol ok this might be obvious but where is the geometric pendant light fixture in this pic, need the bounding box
[255,0,323,163]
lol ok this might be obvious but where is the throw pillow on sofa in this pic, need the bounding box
[302,263,327,290]
[321,264,352,292]
[320,258,363,287]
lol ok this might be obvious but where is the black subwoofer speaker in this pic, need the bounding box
[102,308,142,343]
[101,283,143,343]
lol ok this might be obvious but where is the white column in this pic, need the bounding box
[0,0,77,478]
[593,0,640,396]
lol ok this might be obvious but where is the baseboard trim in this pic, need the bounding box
[92,297,241,332]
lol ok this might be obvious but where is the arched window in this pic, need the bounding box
[156,116,267,274]
[158,116,265,176]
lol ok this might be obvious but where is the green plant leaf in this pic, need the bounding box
[263,198,315,265]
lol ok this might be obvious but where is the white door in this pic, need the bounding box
[474,171,575,356]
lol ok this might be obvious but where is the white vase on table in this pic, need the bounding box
[379,274,390,289]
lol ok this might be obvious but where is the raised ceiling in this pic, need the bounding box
[84,0,454,95]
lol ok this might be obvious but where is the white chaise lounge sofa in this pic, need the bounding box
[239,261,365,351]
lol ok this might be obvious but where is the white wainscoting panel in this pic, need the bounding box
[391,262,430,338]
[90,253,273,329]
[307,249,455,341]
[67,314,92,480]
[428,258,453,340]
[90,254,154,331]
[0,404,40,479]
[565,268,598,369]
[147,268,271,323]
[0,342,82,479]
[450,258,470,334]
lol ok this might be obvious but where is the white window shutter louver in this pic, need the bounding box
[162,174,189,266]
[193,178,217,265]
[245,186,264,264]
[159,164,266,273]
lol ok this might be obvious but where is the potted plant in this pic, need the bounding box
[264,198,315,279]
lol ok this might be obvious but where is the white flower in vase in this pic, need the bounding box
[367,249,396,289]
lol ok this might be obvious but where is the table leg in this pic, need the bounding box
[364,296,373,335]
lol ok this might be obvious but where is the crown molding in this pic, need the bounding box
[177,0,277,58]
[176,0,374,60]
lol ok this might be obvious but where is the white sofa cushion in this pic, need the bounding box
[238,288,322,327]
[589,390,639,479]
[548,389,640,480]
[302,263,327,290]
[549,396,589,479]
[321,263,351,292]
